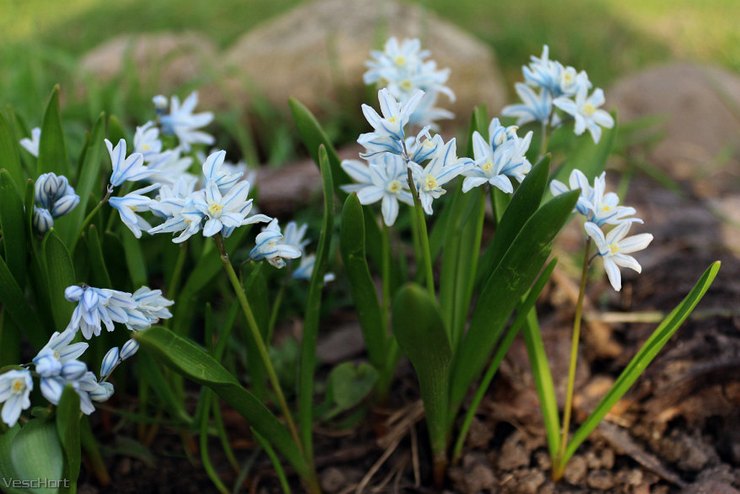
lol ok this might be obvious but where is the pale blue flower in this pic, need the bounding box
[158,91,214,151]
[354,154,413,226]
[60,360,88,381]
[549,169,594,216]
[522,45,562,95]
[340,159,373,194]
[145,149,194,186]
[191,180,270,238]
[133,121,163,161]
[358,88,424,158]
[550,170,640,226]
[250,219,302,269]
[120,339,140,360]
[105,138,152,186]
[34,173,80,218]
[462,129,532,193]
[100,347,120,378]
[130,287,174,329]
[89,381,114,403]
[147,195,205,243]
[65,285,136,339]
[404,127,444,164]
[502,83,553,126]
[553,87,614,143]
[32,207,54,234]
[585,221,653,292]
[292,254,336,284]
[109,183,160,238]
[0,369,33,427]
[283,221,310,253]
[202,150,243,194]
[559,66,591,97]
[409,138,471,215]
[33,328,88,378]
[19,127,41,158]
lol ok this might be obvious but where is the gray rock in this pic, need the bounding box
[608,63,740,196]
[79,32,217,91]
[220,0,507,121]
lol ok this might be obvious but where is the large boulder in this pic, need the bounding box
[608,63,740,196]
[79,32,217,92]
[219,0,507,123]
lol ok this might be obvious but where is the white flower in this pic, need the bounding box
[158,91,214,151]
[553,87,614,143]
[65,285,138,339]
[502,83,553,126]
[292,254,335,284]
[19,127,41,157]
[462,123,533,194]
[522,45,562,95]
[133,121,163,160]
[249,219,302,269]
[404,127,444,164]
[131,287,174,329]
[358,88,424,158]
[147,195,205,244]
[192,181,269,238]
[409,138,471,215]
[105,138,153,186]
[585,221,653,292]
[550,169,595,216]
[559,66,591,96]
[202,150,243,194]
[550,170,640,226]
[0,369,33,427]
[109,183,160,238]
[355,154,414,226]
[283,221,310,253]
[32,328,88,378]
[144,149,194,186]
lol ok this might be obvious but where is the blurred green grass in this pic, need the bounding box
[1,0,737,160]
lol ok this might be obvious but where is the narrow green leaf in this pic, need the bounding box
[476,155,551,289]
[44,230,76,329]
[134,327,309,478]
[288,98,349,195]
[393,284,451,460]
[324,362,379,418]
[298,145,334,464]
[564,261,720,463]
[340,194,385,369]
[450,190,579,415]
[0,169,28,287]
[120,229,147,288]
[37,86,68,175]
[62,113,106,245]
[0,111,24,191]
[522,309,561,459]
[56,385,81,493]
[136,351,192,425]
[106,115,127,145]
[85,225,112,287]
[0,425,24,494]
[0,250,45,339]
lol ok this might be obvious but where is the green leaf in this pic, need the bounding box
[37,86,68,175]
[289,98,349,195]
[12,419,65,494]
[522,309,561,459]
[298,145,334,464]
[553,114,617,184]
[44,230,76,329]
[476,155,550,289]
[106,115,127,145]
[323,362,379,418]
[0,425,25,494]
[563,261,720,464]
[393,284,451,460]
[0,111,24,191]
[450,190,579,415]
[134,327,309,478]
[120,229,147,288]
[84,225,112,287]
[135,351,192,425]
[340,194,385,369]
[0,169,28,287]
[61,113,106,245]
[0,252,45,342]
[56,386,81,493]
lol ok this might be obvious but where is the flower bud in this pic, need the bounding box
[120,339,140,360]
[33,207,54,234]
[51,193,80,218]
[61,360,88,381]
[100,347,120,378]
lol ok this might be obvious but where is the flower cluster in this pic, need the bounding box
[502,45,614,143]
[342,88,474,224]
[32,172,80,234]
[364,37,455,130]
[551,170,653,291]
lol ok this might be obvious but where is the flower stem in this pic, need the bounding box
[554,237,591,479]
[167,243,188,301]
[539,120,549,159]
[406,168,435,298]
[213,234,302,454]
[73,184,113,250]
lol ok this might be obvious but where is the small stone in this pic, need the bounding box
[497,432,531,471]
[535,450,552,470]
[466,463,496,492]
[515,469,545,494]
[320,467,346,493]
[563,455,587,485]
[615,468,643,487]
[467,416,494,449]
[587,469,615,491]
[116,457,132,476]
[600,448,615,470]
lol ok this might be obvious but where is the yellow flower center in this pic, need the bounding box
[609,243,619,255]
[11,378,25,393]
[400,79,413,91]
[387,116,397,124]
[424,175,438,190]
[141,143,152,151]
[388,180,402,193]
[481,161,493,173]
[394,55,406,66]
[208,203,223,216]
[53,350,61,360]
[563,73,573,84]
[582,103,596,117]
